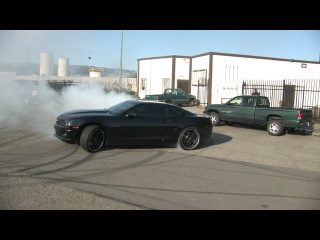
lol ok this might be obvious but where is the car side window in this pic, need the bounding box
[130,106,146,115]
[167,106,181,117]
[132,105,166,117]
[145,105,166,117]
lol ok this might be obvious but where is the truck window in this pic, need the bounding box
[245,97,254,107]
[229,97,243,106]
[256,97,270,107]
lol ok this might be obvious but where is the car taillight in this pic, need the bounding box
[297,112,302,120]
[157,96,160,100]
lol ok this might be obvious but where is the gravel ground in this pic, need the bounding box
[0,172,145,210]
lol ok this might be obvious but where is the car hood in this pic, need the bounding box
[204,104,225,109]
[59,109,111,118]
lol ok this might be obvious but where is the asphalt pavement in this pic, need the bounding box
[0,105,319,210]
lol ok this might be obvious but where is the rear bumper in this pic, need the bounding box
[295,121,314,133]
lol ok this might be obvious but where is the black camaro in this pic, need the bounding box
[54,100,213,153]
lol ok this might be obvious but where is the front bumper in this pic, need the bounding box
[54,124,78,143]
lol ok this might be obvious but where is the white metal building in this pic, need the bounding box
[89,66,103,77]
[137,52,320,105]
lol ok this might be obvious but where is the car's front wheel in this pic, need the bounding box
[80,125,106,152]
[209,112,221,126]
[178,127,201,150]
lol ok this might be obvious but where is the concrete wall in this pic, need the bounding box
[0,75,138,93]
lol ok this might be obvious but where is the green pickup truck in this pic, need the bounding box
[203,95,314,136]
[144,88,197,107]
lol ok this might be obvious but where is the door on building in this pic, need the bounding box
[162,78,170,92]
[192,70,207,105]
[283,85,295,108]
[177,80,189,93]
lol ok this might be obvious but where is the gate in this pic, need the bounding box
[192,69,208,107]
[242,79,320,122]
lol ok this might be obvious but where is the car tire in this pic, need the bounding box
[188,99,195,107]
[165,100,171,104]
[80,125,106,152]
[267,119,284,136]
[178,127,201,150]
[209,112,221,126]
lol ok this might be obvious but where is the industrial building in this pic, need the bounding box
[137,52,320,107]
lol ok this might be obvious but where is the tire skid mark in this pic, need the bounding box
[16,145,81,173]
[62,149,167,181]
[0,132,40,148]
[30,152,96,176]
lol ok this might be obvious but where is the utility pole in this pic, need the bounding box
[88,57,91,76]
[119,30,123,93]
[26,49,29,75]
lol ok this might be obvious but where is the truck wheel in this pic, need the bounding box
[178,127,201,150]
[267,120,284,136]
[80,125,106,152]
[188,99,195,107]
[209,112,221,126]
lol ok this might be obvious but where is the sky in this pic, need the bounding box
[0,30,319,71]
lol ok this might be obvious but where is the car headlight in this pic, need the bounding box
[64,121,72,126]
[56,119,72,126]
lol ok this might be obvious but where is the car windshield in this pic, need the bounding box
[106,100,137,114]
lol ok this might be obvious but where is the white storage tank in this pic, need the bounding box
[89,66,102,77]
[40,52,53,76]
[58,57,69,77]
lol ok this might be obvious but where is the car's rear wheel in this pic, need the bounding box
[188,99,195,107]
[80,125,106,152]
[267,119,284,136]
[178,127,201,150]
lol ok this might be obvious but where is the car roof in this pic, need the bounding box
[123,99,194,113]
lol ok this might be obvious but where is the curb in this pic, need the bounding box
[312,131,320,137]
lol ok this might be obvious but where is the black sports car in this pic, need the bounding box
[54,100,213,153]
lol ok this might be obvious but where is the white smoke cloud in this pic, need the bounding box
[0,79,136,136]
